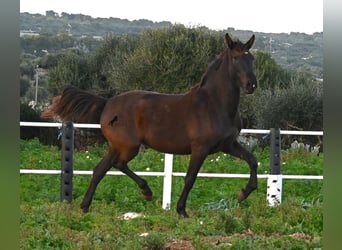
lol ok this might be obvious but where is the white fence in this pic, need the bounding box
[20,122,323,208]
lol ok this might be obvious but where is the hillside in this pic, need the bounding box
[20,11,172,36]
[20,11,323,78]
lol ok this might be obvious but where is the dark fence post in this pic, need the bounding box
[60,121,74,203]
[266,128,282,206]
[269,128,281,174]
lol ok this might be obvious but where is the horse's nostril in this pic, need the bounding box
[248,80,256,89]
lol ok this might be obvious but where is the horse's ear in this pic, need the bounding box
[225,33,234,49]
[244,34,255,50]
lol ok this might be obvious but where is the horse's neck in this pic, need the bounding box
[203,59,241,115]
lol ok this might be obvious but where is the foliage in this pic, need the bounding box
[253,50,292,89]
[240,49,321,131]
[90,33,142,96]
[47,49,98,95]
[20,104,42,139]
[141,232,166,250]
[19,56,36,98]
[20,105,60,145]
[20,139,322,249]
[20,33,83,57]
[255,80,323,131]
[110,25,222,93]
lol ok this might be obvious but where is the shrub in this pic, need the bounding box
[255,80,322,131]
[20,103,60,146]
[254,80,322,146]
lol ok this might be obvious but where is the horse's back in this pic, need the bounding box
[100,90,193,154]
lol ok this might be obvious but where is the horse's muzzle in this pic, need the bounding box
[245,80,257,94]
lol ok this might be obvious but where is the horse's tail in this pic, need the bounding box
[41,86,108,123]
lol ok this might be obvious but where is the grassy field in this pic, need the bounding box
[20,138,323,249]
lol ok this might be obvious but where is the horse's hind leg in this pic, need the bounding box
[115,157,153,201]
[80,149,117,213]
[223,140,258,202]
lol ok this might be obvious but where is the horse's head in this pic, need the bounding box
[225,34,257,94]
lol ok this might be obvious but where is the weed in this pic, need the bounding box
[141,232,166,250]
[221,211,244,234]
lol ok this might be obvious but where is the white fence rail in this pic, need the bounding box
[20,122,323,208]
[19,121,324,135]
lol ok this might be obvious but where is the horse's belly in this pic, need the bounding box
[143,130,192,155]
[148,144,191,155]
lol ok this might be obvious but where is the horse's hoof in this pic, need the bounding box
[80,204,89,213]
[176,208,189,218]
[142,194,153,201]
[237,189,246,203]
[179,212,189,218]
[141,189,153,201]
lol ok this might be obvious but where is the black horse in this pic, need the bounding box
[42,33,258,218]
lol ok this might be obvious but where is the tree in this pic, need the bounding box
[45,10,58,18]
[255,80,323,131]
[108,25,222,94]
[47,49,96,95]
[20,77,30,97]
[253,50,291,89]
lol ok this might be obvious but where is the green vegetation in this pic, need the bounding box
[20,25,323,148]
[20,139,323,249]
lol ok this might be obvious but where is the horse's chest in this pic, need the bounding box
[206,126,238,153]
[217,111,241,134]
[207,114,241,148]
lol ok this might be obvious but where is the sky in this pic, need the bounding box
[20,0,323,34]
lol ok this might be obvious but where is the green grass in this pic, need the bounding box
[20,138,323,249]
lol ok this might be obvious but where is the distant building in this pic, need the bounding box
[92,36,104,40]
[20,30,40,37]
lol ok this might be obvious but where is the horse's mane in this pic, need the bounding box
[199,54,223,87]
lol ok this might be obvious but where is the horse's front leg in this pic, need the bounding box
[177,148,208,218]
[223,140,258,202]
